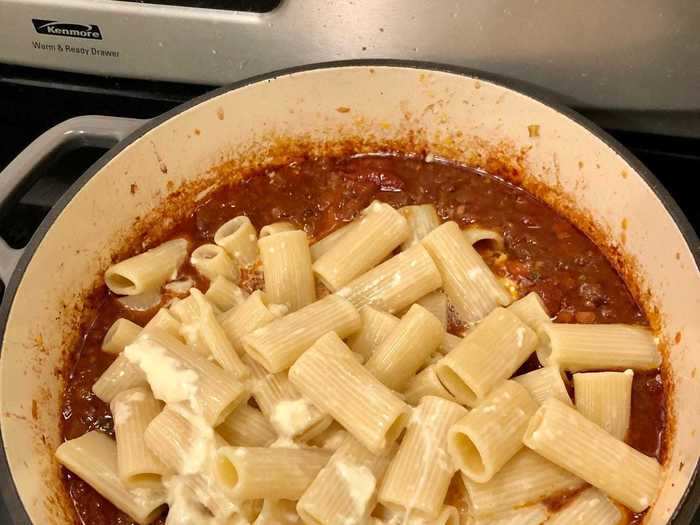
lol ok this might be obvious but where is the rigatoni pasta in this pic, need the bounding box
[168,294,212,352]
[461,448,583,517]
[190,289,249,378]
[242,294,360,372]
[441,332,462,353]
[403,365,455,405]
[523,398,661,512]
[143,407,238,522]
[421,221,511,324]
[297,435,392,525]
[111,387,168,488]
[506,292,550,330]
[216,403,276,447]
[170,452,244,522]
[205,275,248,311]
[171,294,222,354]
[379,396,467,519]
[240,499,266,523]
[166,474,240,523]
[55,431,166,524]
[105,238,188,295]
[190,243,238,283]
[464,504,548,525]
[313,201,409,291]
[218,290,283,351]
[142,308,182,339]
[255,499,302,524]
[124,329,248,426]
[289,332,410,454]
[574,370,634,440]
[365,304,444,391]
[399,204,441,250]
[415,290,448,330]
[307,422,348,451]
[371,505,459,525]
[463,226,505,251]
[259,228,316,312]
[243,354,331,441]
[162,277,195,296]
[347,306,400,361]
[93,353,147,403]
[546,487,622,525]
[168,295,203,325]
[343,243,442,314]
[102,318,142,354]
[310,221,357,261]
[537,323,660,371]
[436,307,537,406]
[438,507,460,525]
[512,366,572,406]
[448,380,537,483]
[214,215,259,267]
[143,405,220,475]
[116,291,162,312]
[215,446,331,500]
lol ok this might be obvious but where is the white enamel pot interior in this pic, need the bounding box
[0,61,698,524]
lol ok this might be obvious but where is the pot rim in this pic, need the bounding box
[0,59,698,525]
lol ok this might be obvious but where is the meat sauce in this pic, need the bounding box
[60,155,666,524]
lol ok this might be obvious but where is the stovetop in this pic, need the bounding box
[0,64,699,524]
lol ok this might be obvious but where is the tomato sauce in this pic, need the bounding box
[60,155,666,524]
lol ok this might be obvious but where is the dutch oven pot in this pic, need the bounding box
[0,61,698,524]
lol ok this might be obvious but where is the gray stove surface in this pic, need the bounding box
[1,0,700,113]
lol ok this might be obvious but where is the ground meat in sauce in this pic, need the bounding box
[60,155,665,525]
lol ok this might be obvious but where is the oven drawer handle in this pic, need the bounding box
[0,115,147,286]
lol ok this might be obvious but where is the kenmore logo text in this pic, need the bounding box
[32,19,102,40]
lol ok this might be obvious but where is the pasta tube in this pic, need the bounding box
[522,398,661,512]
[259,229,316,312]
[512,366,571,406]
[190,243,238,283]
[215,446,331,500]
[436,307,537,406]
[573,370,634,440]
[379,396,467,518]
[289,332,410,454]
[56,431,166,524]
[399,204,441,250]
[242,294,360,373]
[537,323,660,371]
[111,387,168,488]
[343,244,442,314]
[422,221,510,324]
[448,381,537,483]
[347,306,400,362]
[205,276,248,311]
[102,318,142,354]
[214,216,259,267]
[313,201,409,291]
[365,304,444,391]
[297,435,393,525]
[105,238,188,296]
[461,449,583,517]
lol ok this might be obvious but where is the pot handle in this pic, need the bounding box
[0,115,147,286]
